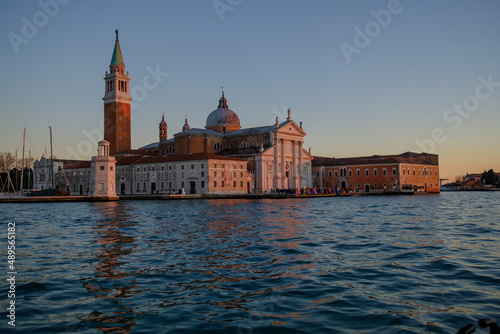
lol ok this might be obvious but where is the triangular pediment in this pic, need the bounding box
[277,120,306,136]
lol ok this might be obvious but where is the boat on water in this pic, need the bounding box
[27,189,70,197]
[401,184,427,195]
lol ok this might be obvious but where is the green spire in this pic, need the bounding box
[110,29,124,66]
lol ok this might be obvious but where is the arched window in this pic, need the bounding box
[239,141,248,148]
[214,143,223,150]
[166,146,175,154]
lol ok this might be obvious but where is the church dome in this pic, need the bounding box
[205,92,241,133]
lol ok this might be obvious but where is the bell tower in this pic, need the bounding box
[103,30,132,155]
[159,114,168,143]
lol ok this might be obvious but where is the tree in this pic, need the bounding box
[481,169,500,187]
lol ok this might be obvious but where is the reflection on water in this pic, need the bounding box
[0,192,499,333]
[83,202,139,333]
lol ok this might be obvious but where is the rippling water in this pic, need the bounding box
[1,192,499,333]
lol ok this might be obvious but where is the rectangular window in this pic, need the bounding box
[316,171,320,177]
[201,164,204,169]
[161,181,164,189]
[201,171,205,177]
[181,182,184,188]
[168,181,172,189]
[403,169,405,175]
[100,166,105,171]
[214,164,217,168]
[191,164,194,169]
[374,169,377,176]
[222,181,225,187]
[214,171,217,177]
[201,181,205,188]
[181,165,184,170]
[392,168,396,176]
[214,180,217,187]
[169,165,172,170]
[241,181,243,187]
[152,166,155,171]
[100,183,104,191]
[349,170,352,177]
[233,181,236,187]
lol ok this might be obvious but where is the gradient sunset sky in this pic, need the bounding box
[1,0,499,182]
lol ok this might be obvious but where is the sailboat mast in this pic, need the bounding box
[15,150,18,195]
[21,128,26,195]
[44,147,47,189]
[49,126,54,189]
[28,150,31,192]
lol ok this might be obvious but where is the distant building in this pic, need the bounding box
[34,157,88,190]
[56,161,91,195]
[312,152,440,193]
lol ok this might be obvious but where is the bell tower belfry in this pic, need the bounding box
[103,30,132,155]
[159,114,168,143]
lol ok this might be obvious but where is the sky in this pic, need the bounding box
[0,0,499,182]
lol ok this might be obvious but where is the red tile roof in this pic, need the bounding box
[312,152,438,167]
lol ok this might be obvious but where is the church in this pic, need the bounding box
[102,30,313,194]
[33,30,438,196]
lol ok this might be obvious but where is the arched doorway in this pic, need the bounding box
[341,181,346,190]
[365,184,370,193]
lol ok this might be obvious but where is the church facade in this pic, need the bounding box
[140,93,314,193]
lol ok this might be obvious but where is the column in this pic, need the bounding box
[281,139,286,189]
[273,133,279,190]
[292,140,298,189]
[298,141,303,188]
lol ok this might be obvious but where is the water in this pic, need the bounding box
[1,192,499,333]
